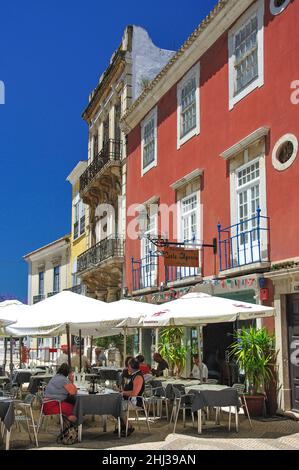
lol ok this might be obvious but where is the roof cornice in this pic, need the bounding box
[66,161,88,185]
[121,0,255,133]
[23,235,71,261]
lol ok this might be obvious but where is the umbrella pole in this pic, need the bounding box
[19,338,22,368]
[9,336,13,378]
[66,324,71,368]
[123,327,127,367]
[138,328,142,353]
[90,336,93,365]
[155,328,159,352]
[197,326,202,381]
[3,337,7,372]
[79,329,82,373]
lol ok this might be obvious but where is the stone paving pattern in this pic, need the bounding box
[3,407,299,450]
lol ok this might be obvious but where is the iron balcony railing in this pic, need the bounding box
[77,236,124,273]
[218,208,270,272]
[47,291,59,298]
[132,252,158,291]
[80,139,122,192]
[33,294,45,304]
[64,284,86,295]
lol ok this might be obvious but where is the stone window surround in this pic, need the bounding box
[228,0,265,110]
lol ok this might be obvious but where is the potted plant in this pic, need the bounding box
[230,327,275,417]
[158,327,188,377]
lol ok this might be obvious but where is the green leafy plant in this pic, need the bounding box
[230,327,275,395]
[158,327,188,376]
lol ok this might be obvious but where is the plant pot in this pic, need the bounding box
[243,394,265,417]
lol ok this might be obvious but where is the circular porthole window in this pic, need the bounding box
[272,134,298,171]
[270,0,290,16]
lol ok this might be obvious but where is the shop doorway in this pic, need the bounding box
[287,294,299,411]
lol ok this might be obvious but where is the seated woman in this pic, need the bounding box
[43,363,77,423]
[119,355,133,388]
[119,357,145,437]
[136,354,151,375]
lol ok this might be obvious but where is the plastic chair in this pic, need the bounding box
[36,398,64,437]
[14,393,38,447]
[124,396,151,437]
[169,385,195,433]
[231,383,253,429]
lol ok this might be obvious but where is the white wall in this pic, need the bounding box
[131,26,175,101]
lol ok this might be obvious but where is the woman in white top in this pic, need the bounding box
[190,354,208,382]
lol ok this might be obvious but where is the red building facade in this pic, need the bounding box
[122,0,299,412]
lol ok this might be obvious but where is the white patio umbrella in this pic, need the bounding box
[0,300,29,329]
[107,299,159,355]
[0,300,30,373]
[5,291,117,337]
[117,292,275,328]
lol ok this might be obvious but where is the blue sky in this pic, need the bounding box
[0,0,216,302]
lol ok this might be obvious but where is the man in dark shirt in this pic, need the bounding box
[151,353,169,377]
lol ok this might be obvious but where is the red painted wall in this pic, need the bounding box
[126,1,299,292]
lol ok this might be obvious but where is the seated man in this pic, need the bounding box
[190,354,208,382]
[151,353,169,377]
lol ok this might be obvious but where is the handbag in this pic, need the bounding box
[56,417,78,445]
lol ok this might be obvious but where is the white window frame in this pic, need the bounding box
[228,0,264,110]
[270,0,290,16]
[141,107,158,176]
[73,194,85,240]
[230,151,268,265]
[140,211,158,288]
[176,191,202,275]
[177,64,200,149]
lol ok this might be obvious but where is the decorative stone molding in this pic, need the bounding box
[272,134,298,172]
[51,257,62,266]
[220,127,270,160]
[270,0,290,16]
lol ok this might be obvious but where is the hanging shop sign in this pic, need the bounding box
[164,246,199,267]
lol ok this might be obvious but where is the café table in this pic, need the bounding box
[27,374,53,394]
[12,369,45,387]
[185,384,240,434]
[0,397,14,450]
[74,389,122,441]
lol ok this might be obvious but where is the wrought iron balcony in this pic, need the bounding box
[77,236,124,273]
[218,208,270,272]
[33,294,45,304]
[80,139,122,193]
[131,253,158,292]
[47,291,59,298]
[64,285,87,295]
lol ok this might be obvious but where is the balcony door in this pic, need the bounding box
[179,193,200,278]
[140,214,157,288]
[287,295,299,411]
[236,159,261,265]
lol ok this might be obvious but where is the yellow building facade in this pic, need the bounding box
[66,161,88,295]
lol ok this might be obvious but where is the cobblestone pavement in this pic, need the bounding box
[5,410,299,450]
